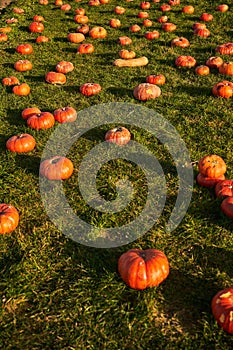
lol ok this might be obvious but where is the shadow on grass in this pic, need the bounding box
[175,84,211,97]
[107,86,133,98]
[14,154,41,176]
[0,239,24,281]
[5,109,24,127]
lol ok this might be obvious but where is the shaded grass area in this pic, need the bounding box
[1,0,233,349]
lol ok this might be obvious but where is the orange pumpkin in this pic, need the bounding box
[0,204,19,234]
[26,112,55,130]
[212,80,233,98]
[80,83,102,96]
[182,5,194,14]
[133,83,161,101]
[53,106,77,123]
[206,56,223,69]
[119,49,136,59]
[77,43,94,54]
[117,36,132,46]
[171,37,190,48]
[12,83,30,96]
[16,44,33,54]
[55,61,74,74]
[175,55,196,68]
[0,33,8,41]
[2,76,20,86]
[198,154,227,178]
[216,42,233,55]
[67,32,85,43]
[194,28,211,38]
[21,107,41,120]
[219,62,233,75]
[14,60,32,72]
[118,248,169,290]
[6,134,36,153]
[195,65,210,76]
[45,72,66,85]
[29,21,44,33]
[89,26,107,39]
[162,22,177,32]
[146,74,166,85]
[40,156,74,180]
[105,126,131,145]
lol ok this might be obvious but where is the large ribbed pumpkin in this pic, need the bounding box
[118,248,169,290]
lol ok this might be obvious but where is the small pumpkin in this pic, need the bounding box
[162,22,177,32]
[45,72,66,85]
[182,5,195,14]
[206,56,223,69]
[212,80,233,98]
[89,26,107,39]
[216,43,233,55]
[77,43,94,54]
[114,6,125,15]
[74,15,89,24]
[80,83,102,96]
[76,24,89,34]
[12,83,30,96]
[33,15,45,22]
[219,62,233,75]
[195,65,210,76]
[55,61,74,74]
[0,27,12,33]
[119,49,136,59]
[196,173,225,188]
[192,22,206,30]
[198,154,227,178]
[0,203,19,234]
[40,156,74,180]
[169,0,180,5]
[133,83,161,101]
[216,4,229,12]
[53,106,77,123]
[105,126,131,145]
[0,33,8,41]
[36,36,49,43]
[211,288,233,334]
[118,248,169,290]
[140,1,151,10]
[67,32,85,43]
[215,179,233,198]
[14,59,32,72]
[75,8,85,15]
[6,133,36,153]
[175,55,196,68]
[117,36,132,46]
[16,44,33,54]
[21,107,41,120]
[171,37,190,48]
[157,15,168,23]
[29,21,44,33]
[138,11,149,19]
[13,7,24,14]
[200,13,213,22]
[129,24,141,32]
[60,3,71,11]
[109,19,121,28]
[160,4,171,12]
[146,74,166,85]
[26,112,55,130]
[194,27,210,38]
[144,31,160,40]
[143,19,153,27]
[2,76,20,86]
[221,197,233,218]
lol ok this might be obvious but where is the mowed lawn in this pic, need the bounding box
[1,0,233,349]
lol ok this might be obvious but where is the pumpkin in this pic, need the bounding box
[88,0,100,6]
[162,23,177,32]
[109,19,121,28]
[212,80,233,98]
[216,43,233,55]
[175,55,196,68]
[26,112,55,130]
[80,83,101,96]
[67,32,85,43]
[76,24,89,34]
[211,288,233,334]
[12,83,30,96]
[0,203,19,234]
[194,28,210,38]
[36,36,49,43]
[196,173,225,188]
[77,43,94,54]
[13,7,24,14]
[216,4,229,12]
[118,248,169,290]
[169,0,180,5]
[21,107,41,120]
[60,4,71,11]
[144,31,160,40]
[117,36,132,46]
[221,197,233,218]
[113,56,148,67]
[33,15,44,22]
[146,74,166,85]
[182,5,195,14]
[138,11,149,19]
[16,44,33,54]
[133,83,161,101]
[215,180,233,198]
[0,27,12,33]
[195,65,210,76]
[75,8,85,15]
[14,60,32,72]
[6,133,36,153]
[140,1,151,10]
[160,4,171,12]
[6,18,18,24]
[129,24,141,32]
[55,0,63,5]
[2,76,20,86]
[53,106,77,123]
[45,72,66,85]
[206,56,223,69]
[119,49,136,59]
[105,126,131,145]
[0,33,8,42]
[114,6,125,15]
[192,23,206,30]
[89,26,107,39]
[39,0,48,4]
[219,62,233,75]
[143,19,153,27]
[198,154,227,178]
[157,16,168,23]
[40,156,74,180]
[200,13,213,22]
[55,61,74,74]
[74,15,89,24]
[171,37,190,48]
[29,21,44,33]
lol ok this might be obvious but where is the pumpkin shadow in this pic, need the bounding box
[175,84,211,97]
[23,75,47,83]
[14,154,41,176]
[107,86,133,97]
[53,37,68,43]
[0,239,24,281]
[2,49,15,55]
[5,108,24,127]
[18,25,30,32]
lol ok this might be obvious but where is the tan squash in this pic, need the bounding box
[113,56,148,67]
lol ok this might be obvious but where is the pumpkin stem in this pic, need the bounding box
[116,127,122,132]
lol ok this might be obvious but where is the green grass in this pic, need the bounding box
[1,0,233,348]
